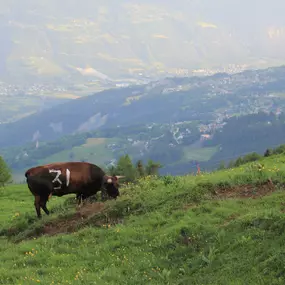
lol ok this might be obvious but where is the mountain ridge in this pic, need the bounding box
[1,0,285,85]
[2,65,285,148]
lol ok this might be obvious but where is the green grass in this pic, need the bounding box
[39,138,120,166]
[2,155,285,284]
[183,146,218,162]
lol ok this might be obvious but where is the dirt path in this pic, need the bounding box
[42,202,107,236]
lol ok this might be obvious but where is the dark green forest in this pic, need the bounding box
[163,112,285,174]
[204,112,285,163]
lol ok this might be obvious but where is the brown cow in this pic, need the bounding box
[25,162,124,218]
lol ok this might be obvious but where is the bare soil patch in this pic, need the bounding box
[83,138,105,147]
[214,179,275,199]
[42,202,111,237]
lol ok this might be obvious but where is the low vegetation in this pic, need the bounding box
[218,143,285,170]
[1,152,285,284]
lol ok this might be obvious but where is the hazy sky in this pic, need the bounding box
[1,0,285,80]
[3,0,285,30]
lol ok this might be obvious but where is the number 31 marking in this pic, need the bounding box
[49,169,71,189]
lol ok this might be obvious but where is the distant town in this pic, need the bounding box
[0,64,254,98]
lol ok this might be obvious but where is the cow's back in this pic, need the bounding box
[25,162,105,195]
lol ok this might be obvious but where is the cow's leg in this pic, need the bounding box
[76,193,85,208]
[101,188,108,201]
[34,195,41,218]
[76,193,83,205]
[40,196,49,216]
[81,194,89,205]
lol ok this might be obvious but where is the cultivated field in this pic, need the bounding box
[1,154,285,284]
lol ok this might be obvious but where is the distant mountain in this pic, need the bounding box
[1,65,285,149]
[1,0,285,84]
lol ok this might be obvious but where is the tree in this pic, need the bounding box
[115,154,137,182]
[243,152,261,163]
[145,159,162,176]
[218,161,226,170]
[136,160,145,177]
[234,157,243,167]
[107,165,117,176]
[0,156,12,186]
[107,155,162,182]
[228,160,235,168]
[264,148,272,157]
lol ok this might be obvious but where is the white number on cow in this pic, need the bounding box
[49,169,71,190]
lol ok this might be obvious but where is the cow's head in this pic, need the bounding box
[103,175,125,199]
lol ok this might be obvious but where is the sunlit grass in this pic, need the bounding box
[1,155,285,284]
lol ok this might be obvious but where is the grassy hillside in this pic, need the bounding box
[2,154,285,284]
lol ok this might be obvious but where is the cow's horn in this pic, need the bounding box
[115,175,125,179]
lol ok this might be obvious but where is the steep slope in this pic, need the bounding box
[2,153,285,284]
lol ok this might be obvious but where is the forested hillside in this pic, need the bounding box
[3,111,285,178]
[2,66,285,178]
[2,66,285,149]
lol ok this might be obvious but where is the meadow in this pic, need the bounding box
[38,138,119,166]
[1,154,285,284]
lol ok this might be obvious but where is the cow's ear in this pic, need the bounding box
[104,175,113,184]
